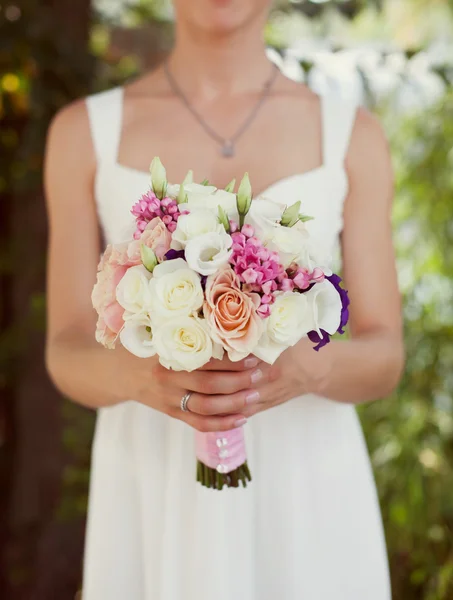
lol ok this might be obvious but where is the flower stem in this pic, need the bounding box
[196,460,252,490]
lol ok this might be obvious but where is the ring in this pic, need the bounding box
[180,392,192,413]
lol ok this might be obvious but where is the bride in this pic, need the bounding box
[44,1,403,598]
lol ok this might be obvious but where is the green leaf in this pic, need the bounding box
[281,201,301,227]
[201,178,210,186]
[217,205,230,233]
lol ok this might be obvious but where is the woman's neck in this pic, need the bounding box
[168,21,272,99]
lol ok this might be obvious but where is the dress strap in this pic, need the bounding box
[321,93,359,167]
[85,87,124,164]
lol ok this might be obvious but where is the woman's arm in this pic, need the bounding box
[44,100,264,430]
[244,107,404,411]
[308,106,404,403]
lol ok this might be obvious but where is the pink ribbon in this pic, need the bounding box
[195,428,247,474]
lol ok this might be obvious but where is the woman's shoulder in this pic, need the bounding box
[346,104,391,176]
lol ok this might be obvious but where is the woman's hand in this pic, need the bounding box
[239,338,324,418]
[131,350,268,432]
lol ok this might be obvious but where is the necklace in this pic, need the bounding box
[164,60,279,158]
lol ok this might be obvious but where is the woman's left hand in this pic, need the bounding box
[240,338,325,418]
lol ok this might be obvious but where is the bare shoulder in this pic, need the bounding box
[347,106,393,179]
[46,97,96,179]
[47,97,92,151]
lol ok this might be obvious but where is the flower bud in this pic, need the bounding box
[224,178,236,193]
[177,183,188,204]
[217,205,231,233]
[141,244,158,273]
[149,157,167,200]
[183,169,194,185]
[237,172,252,226]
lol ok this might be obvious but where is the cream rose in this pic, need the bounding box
[149,258,204,319]
[203,266,263,362]
[244,197,285,238]
[254,292,313,364]
[153,316,223,371]
[266,224,310,268]
[171,209,226,250]
[185,231,233,276]
[116,265,153,316]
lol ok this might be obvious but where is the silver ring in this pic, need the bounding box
[180,392,192,413]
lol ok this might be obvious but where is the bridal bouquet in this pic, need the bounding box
[92,157,349,489]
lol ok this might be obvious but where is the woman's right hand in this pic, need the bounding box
[130,352,268,432]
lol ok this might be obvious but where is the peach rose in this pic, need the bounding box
[203,266,263,361]
[92,242,137,348]
[127,217,172,263]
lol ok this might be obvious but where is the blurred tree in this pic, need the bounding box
[1,2,94,599]
[359,91,453,599]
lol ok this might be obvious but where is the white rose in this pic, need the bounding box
[171,209,225,250]
[254,292,313,364]
[120,316,156,358]
[116,265,153,316]
[245,197,285,239]
[304,279,342,336]
[166,182,217,200]
[185,231,233,276]
[153,316,224,371]
[184,188,239,221]
[149,258,204,319]
[267,224,310,268]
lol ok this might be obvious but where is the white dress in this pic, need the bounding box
[83,87,392,600]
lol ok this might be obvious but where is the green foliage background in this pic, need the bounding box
[1,1,453,598]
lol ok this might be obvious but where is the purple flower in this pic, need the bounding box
[326,274,350,335]
[164,249,185,261]
[308,329,331,351]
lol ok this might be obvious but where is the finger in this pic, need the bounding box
[180,411,248,433]
[170,367,265,396]
[199,355,261,372]
[188,388,260,416]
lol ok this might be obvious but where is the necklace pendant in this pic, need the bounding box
[221,140,235,158]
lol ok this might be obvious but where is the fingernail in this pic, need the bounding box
[234,417,248,428]
[245,390,260,405]
[244,356,259,369]
[251,369,263,384]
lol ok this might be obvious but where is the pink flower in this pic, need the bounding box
[293,268,311,290]
[311,267,325,283]
[241,224,254,238]
[127,217,172,262]
[257,304,271,318]
[280,277,295,292]
[204,266,263,361]
[92,243,137,349]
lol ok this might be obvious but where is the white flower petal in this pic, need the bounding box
[120,319,156,358]
[304,280,342,335]
[185,232,233,276]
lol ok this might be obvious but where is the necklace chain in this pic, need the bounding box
[163,60,279,158]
